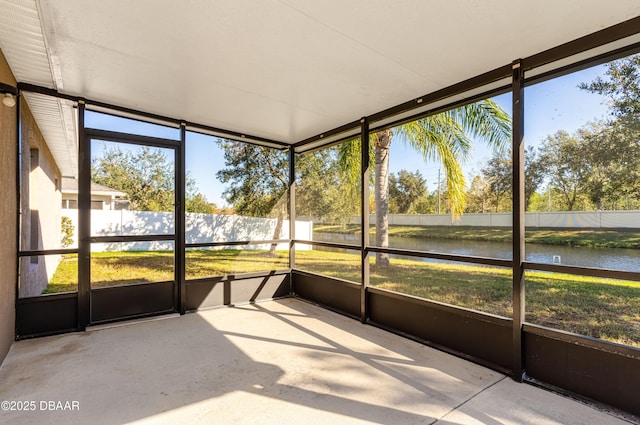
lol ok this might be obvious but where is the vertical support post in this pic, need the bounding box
[360,118,370,323]
[177,123,186,314]
[512,60,525,381]
[288,148,296,295]
[14,90,21,333]
[77,101,90,330]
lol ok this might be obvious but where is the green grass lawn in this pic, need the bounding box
[314,224,640,249]
[46,249,640,347]
[45,250,290,292]
[296,251,640,347]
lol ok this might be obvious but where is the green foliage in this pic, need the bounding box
[185,193,213,214]
[215,139,290,250]
[335,99,511,266]
[60,216,74,248]
[579,53,640,127]
[474,145,544,212]
[338,100,512,219]
[465,175,491,213]
[216,140,288,218]
[579,121,640,209]
[92,146,174,211]
[524,146,546,208]
[558,53,640,210]
[535,121,640,211]
[216,139,360,226]
[396,100,512,217]
[481,153,511,212]
[296,146,360,224]
[538,130,589,211]
[388,170,430,213]
[92,145,210,212]
[527,190,553,212]
[470,53,640,213]
[335,137,367,188]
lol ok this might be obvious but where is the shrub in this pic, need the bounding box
[61,216,74,248]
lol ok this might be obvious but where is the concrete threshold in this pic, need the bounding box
[0,299,634,424]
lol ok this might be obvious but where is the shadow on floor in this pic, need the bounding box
[0,299,631,424]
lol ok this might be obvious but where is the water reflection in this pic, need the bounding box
[314,233,640,272]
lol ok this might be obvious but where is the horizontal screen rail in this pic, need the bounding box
[185,269,291,284]
[90,235,175,243]
[19,248,79,257]
[18,82,285,148]
[523,323,640,359]
[86,128,181,148]
[367,246,512,268]
[523,261,640,282]
[186,239,289,248]
[293,239,361,250]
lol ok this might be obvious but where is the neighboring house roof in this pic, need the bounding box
[61,177,127,198]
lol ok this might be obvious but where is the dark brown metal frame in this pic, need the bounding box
[12,14,640,417]
[13,80,306,336]
[17,82,289,150]
[521,17,640,73]
[288,147,296,298]
[289,16,640,417]
[296,16,640,150]
[511,59,525,381]
[360,118,370,323]
[12,84,21,340]
[0,81,18,96]
[177,123,187,313]
[82,127,181,325]
[186,240,290,249]
[77,101,90,328]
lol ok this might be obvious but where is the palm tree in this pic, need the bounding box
[341,99,511,267]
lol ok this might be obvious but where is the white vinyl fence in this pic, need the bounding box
[365,211,640,228]
[62,209,312,251]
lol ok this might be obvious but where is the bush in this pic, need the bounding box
[61,216,74,248]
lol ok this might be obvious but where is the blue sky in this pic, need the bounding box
[88,62,612,207]
[389,64,611,191]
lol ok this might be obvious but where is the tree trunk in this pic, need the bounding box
[269,196,287,255]
[374,129,392,267]
[567,189,576,212]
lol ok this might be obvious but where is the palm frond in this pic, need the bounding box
[336,136,371,187]
[448,99,512,152]
[335,98,511,219]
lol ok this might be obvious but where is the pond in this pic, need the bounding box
[314,232,640,273]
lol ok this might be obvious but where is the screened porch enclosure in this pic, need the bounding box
[3,4,640,420]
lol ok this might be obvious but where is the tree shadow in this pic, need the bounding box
[0,299,507,424]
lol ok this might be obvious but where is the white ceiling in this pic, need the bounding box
[2,0,640,153]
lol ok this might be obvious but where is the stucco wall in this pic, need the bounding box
[19,97,62,297]
[0,50,17,365]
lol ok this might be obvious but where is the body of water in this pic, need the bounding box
[314,233,640,273]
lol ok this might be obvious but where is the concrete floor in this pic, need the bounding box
[0,298,634,425]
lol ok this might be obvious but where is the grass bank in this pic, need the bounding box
[46,249,640,347]
[313,224,640,249]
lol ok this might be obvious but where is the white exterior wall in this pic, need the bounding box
[19,97,63,298]
[63,193,117,210]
